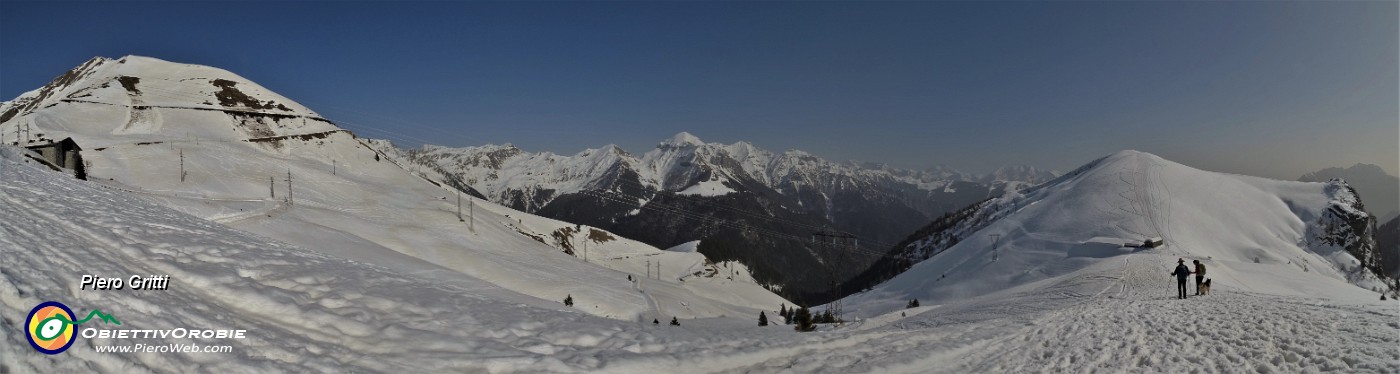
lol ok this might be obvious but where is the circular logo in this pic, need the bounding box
[26,301,77,355]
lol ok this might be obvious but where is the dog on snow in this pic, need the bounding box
[1199,278,1211,295]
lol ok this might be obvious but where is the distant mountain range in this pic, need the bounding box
[0,56,789,320]
[1299,164,1399,222]
[379,132,1059,303]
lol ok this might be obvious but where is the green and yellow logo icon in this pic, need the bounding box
[26,301,120,354]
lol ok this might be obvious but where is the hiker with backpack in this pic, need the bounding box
[1193,259,1207,295]
[1170,258,1192,299]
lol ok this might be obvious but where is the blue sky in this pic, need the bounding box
[2,1,1395,178]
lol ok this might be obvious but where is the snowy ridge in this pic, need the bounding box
[2,55,334,150]
[393,132,1072,305]
[1,145,599,371]
[406,143,648,212]
[398,132,1060,218]
[4,145,1395,373]
[0,145,797,372]
[1299,163,1400,222]
[846,150,1390,316]
[398,133,1044,301]
[0,56,789,322]
[2,55,320,120]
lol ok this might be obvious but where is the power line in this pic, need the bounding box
[584,185,902,251]
[55,77,920,261]
[580,189,915,262]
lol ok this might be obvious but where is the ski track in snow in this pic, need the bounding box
[4,146,1399,373]
[699,254,1399,374]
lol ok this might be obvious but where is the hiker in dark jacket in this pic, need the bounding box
[1193,260,1206,295]
[1170,258,1192,299]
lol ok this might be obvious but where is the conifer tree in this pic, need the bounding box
[794,306,814,332]
[670,317,681,326]
[564,294,574,307]
[758,311,769,326]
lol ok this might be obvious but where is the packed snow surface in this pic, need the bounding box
[845,150,1391,316]
[4,146,1396,373]
[0,56,788,323]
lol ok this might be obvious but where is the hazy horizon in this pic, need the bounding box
[2,1,1395,180]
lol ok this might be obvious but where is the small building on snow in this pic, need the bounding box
[25,137,85,180]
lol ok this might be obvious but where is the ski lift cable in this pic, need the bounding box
[122,78,917,256]
[582,187,899,249]
[583,174,844,234]
[579,189,909,260]
[57,82,887,251]
[136,77,489,147]
[127,80,444,148]
[136,86,448,157]
[581,177,898,248]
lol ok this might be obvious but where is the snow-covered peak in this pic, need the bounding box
[596,144,630,157]
[1103,149,1153,162]
[396,130,1070,225]
[89,55,317,116]
[849,149,1388,316]
[660,131,705,148]
[980,164,1061,184]
[0,51,791,325]
[1299,163,1400,221]
[2,55,337,147]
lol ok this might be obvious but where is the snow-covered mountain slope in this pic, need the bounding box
[1,56,330,143]
[1,144,594,371]
[6,145,1396,373]
[0,56,788,321]
[1299,163,1399,222]
[392,131,1059,304]
[403,132,1058,221]
[844,150,1391,316]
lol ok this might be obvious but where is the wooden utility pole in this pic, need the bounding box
[270,176,275,198]
[286,170,293,205]
[583,232,588,262]
[457,191,463,221]
[469,197,475,232]
[705,214,713,238]
[990,234,1001,261]
[179,149,185,182]
[332,160,336,176]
